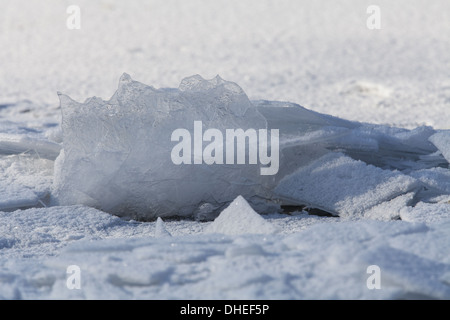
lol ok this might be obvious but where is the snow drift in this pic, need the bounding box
[51,74,449,220]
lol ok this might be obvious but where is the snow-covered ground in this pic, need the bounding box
[1,0,450,300]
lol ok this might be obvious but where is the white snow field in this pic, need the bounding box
[1,0,450,300]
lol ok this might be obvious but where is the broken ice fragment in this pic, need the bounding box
[51,74,448,220]
[155,217,172,238]
[0,133,61,160]
[429,131,450,164]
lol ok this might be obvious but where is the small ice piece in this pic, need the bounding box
[400,202,450,224]
[363,193,415,221]
[0,154,53,209]
[205,196,279,235]
[0,181,39,211]
[429,131,450,164]
[409,168,450,201]
[155,217,172,238]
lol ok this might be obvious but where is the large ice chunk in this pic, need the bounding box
[52,74,447,220]
[155,217,172,238]
[52,74,272,220]
[0,133,61,160]
[400,202,450,224]
[0,154,54,211]
[0,181,38,211]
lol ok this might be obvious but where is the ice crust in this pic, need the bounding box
[52,74,449,220]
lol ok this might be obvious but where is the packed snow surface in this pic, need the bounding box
[1,0,450,300]
[1,199,450,300]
